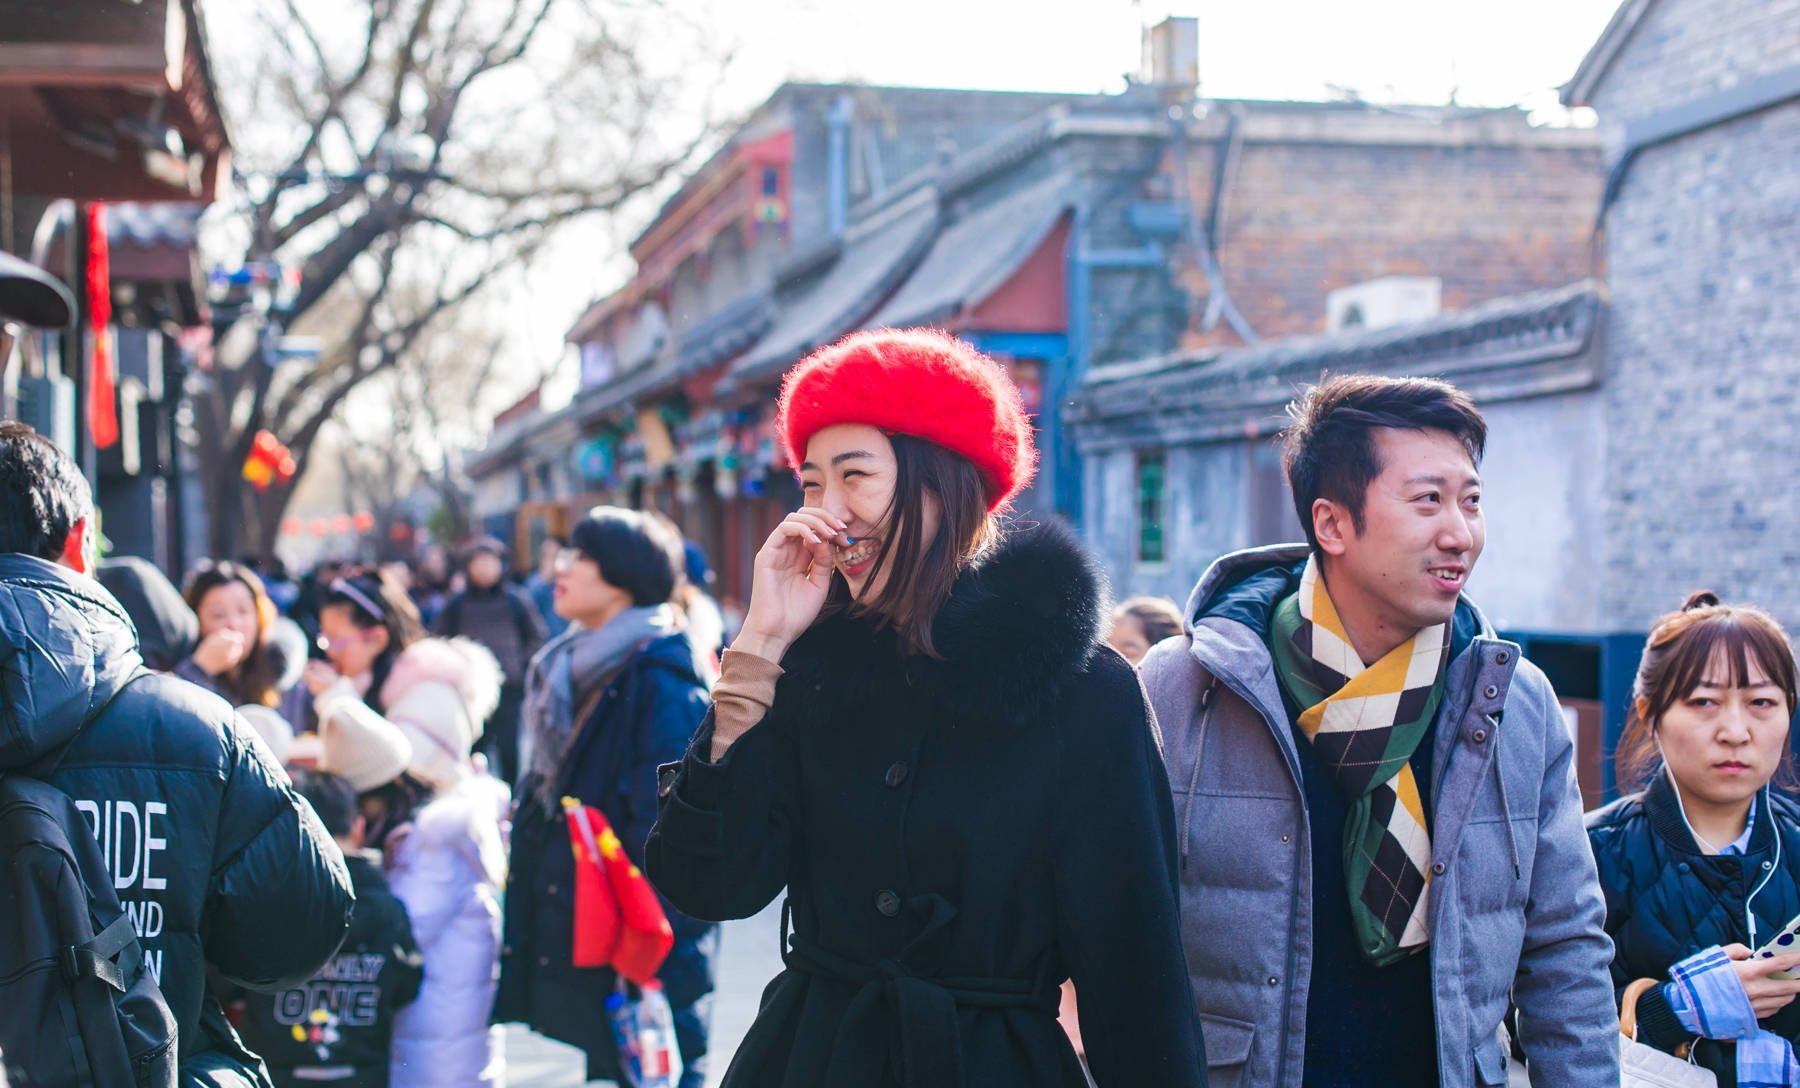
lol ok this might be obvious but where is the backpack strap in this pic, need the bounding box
[61,911,141,992]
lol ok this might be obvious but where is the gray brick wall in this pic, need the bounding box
[1586,0,1800,126]
[1599,102,1800,630]
[1591,0,1800,630]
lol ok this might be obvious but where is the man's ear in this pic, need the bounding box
[59,517,94,575]
[1312,498,1354,558]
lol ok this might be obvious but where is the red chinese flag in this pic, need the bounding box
[85,204,118,449]
[563,798,621,968]
[593,810,674,983]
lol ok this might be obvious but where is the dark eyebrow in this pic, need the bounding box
[799,450,878,472]
[1403,472,1481,489]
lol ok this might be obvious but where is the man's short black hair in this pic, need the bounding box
[0,420,92,560]
[568,506,682,607]
[1280,374,1487,552]
[289,768,359,839]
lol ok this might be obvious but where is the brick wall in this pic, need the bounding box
[1586,0,1800,630]
[1178,139,1605,346]
[1584,0,1800,128]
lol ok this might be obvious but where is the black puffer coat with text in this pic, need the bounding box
[0,553,354,1071]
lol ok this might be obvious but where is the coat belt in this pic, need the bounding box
[783,932,1060,1088]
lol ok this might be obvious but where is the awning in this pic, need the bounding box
[727,188,940,388]
[866,172,1077,330]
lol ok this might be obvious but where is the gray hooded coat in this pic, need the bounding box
[1139,544,1619,1088]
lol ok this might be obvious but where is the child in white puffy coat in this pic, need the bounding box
[305,570,510,1088]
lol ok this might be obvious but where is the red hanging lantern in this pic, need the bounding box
[309,519,329,537]
[352,512,375,532]
[330,515,353,534]
[279,518,303,537]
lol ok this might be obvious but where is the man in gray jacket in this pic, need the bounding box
[1140,375,1618,1088]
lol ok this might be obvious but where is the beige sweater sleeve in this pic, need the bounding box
[708,649,783,760]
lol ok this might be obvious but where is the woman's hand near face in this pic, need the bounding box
[1722,943,1800,1018]
[304,659,342,698]
[732,507,849,664]
[193,629,248,676]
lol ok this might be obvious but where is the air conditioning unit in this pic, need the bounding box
[1142,17,1199,96]
[1325,276,1442,333]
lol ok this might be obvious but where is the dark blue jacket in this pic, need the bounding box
[494,633,715,1082]
[1588,772,1800,1084]
[0,553,354,1072]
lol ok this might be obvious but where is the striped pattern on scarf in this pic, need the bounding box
[1268,555,1450,966]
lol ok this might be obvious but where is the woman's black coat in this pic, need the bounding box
[646,522,1208,1088]
[1587,772,1800,1084]
[494,633,716,1082]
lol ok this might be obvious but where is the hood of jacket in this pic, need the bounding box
[1185,542,1488,672]
[0,552,146,767]
[379,635,503,724]
[95,554,197,671]
[777,518,1108,729]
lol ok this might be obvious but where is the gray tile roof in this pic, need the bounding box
[865,172,1078,331]
[727,187,941,387]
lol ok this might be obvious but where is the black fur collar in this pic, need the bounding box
[775,519,1108,729]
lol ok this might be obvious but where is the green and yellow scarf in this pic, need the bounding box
[1268,555,1450,966]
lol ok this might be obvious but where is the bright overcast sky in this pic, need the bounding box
[692,0,1622,117]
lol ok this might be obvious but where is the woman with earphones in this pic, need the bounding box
[1588,591,1800,1085]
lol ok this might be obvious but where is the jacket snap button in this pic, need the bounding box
[1471,729,1488,743]
[884,762,909,788]
[1279,833,1290,844]
[1483,685,1499,699]
[876,890,901,917]
[1677,862,1691,874]
[1766,860,1775,871]
[546,884,558,896]
[1267,976,1279,987]
[1496,651,1509,664]
[1432,862,1446,875]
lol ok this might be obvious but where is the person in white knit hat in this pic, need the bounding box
[303,567,507,1088]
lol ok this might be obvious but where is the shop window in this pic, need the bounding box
[1137,451,1166,565]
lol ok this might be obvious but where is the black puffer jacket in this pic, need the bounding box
[1587,772,1800,1083]
[0,553,355,1069]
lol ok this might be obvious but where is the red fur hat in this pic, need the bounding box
[778,329,1037,513]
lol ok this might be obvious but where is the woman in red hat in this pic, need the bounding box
[646,329,1208,1087]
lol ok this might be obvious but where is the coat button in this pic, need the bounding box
[1432,862,1446,875]
[875,890,901,917]
[546,884,558,896]
[1267,976,1279,987]
[1496,651,1510,664]
[1484,685,1499,699]
[1677,862,1691,874]
[884,762,910,788]
[1472,729,1488,743]
[1279,833,1290,844]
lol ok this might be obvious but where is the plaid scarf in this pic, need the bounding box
[1268,555,1451,966]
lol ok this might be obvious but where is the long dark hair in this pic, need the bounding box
[1616,590,1800,792]
[827,433,997,658]
[320,567,423,711]
[182,560,282,707]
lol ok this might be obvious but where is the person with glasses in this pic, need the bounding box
[304,568,510,1087]
[495,508,716,1087]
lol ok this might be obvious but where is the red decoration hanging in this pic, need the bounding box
[85,204,118,449]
